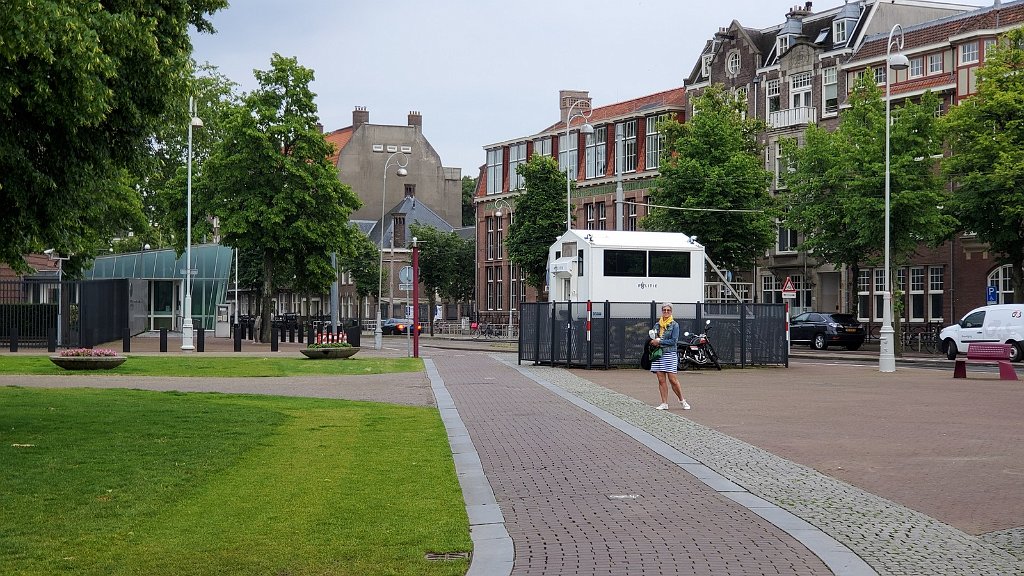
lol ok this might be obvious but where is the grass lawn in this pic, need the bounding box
[0,388,471,575]
[0,355,423,377]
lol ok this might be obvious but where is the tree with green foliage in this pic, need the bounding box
[506,155,569,298]
[198,54,362,342]
[940,28,1024,302]
[410,223,474,329]
[461,176,477,227]
[644,85,777,273]
[783,73,955,316]
[0,0,227,273]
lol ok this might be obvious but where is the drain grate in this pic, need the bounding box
[425,551,471,561]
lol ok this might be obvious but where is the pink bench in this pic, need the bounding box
[953,343,1018,381]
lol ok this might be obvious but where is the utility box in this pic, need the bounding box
[215,304,231,338]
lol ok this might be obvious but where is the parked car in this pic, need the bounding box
[381,318,422,335]
[939,304,1024,361]
[790,312,865,350]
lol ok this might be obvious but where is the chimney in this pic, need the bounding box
[316,122,323,134]
[407,110,422,129]
[352,106,369,127]
[559,90,592,124]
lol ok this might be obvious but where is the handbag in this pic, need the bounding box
[649,343,663,361]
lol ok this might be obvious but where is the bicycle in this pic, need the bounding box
[473,322,500,340]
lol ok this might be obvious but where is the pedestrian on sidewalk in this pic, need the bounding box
[650,303,690,411]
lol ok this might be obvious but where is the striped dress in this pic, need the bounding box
[649,321,679,374]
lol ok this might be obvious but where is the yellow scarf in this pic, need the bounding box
[658,315,674,337]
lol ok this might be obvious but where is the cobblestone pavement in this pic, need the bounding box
[512,356,1024,576]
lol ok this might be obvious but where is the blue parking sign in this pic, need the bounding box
[987,285,998,304]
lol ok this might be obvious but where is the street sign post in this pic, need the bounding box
[781,276,797,299]
[987,285,998,305]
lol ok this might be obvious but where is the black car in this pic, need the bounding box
[790,312,865,350]
[381,318,422,335]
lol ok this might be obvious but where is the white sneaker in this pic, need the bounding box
[681,400,691,410]
[655,403,669,410]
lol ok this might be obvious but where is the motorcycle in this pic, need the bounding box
[678,319,722,371]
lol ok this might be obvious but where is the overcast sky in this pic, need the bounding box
[190,0,993,176]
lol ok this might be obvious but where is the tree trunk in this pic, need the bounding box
[260,251,274,343]
[848,264,860,316]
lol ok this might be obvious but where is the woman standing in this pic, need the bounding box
[649,303,690,410]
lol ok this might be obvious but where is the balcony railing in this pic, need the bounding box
[768,106,817,129]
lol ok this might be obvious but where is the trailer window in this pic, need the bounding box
[604,250,646,277]
[649,251,691,278]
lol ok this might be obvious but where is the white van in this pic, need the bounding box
[938,304,1024,361]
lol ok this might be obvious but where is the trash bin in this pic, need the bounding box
[345,325,361,348]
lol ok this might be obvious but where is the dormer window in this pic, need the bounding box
[777,36,791,57]
[833,20,848,45]
[702,54,714,78]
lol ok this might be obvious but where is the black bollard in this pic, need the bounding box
[47,327,56,353]
[307,325,315,345]
[233,323,241,352]
[123,331,131,353]
[279,326,286,344]
[159,328,168,352]
[288,327,295,343]
[297,324,303,344]
[346,325,360,348]
[271,326,279,351]
[9,327,18,352]
[197,326,205,352]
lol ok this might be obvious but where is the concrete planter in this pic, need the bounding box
[50,356,127,370]
[299,347,360,359]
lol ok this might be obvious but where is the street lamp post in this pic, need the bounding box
[880,23,910,373]
[564,100,594,230]
[494,198,515,337]
[182,96,203,351]
[375,150,409,351]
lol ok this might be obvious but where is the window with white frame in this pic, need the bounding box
[988,264,1018,304]
[910,266,926,321]
[960,41,979,64]
[510,265,524,311]
[486,216,496,260]
[585,126,606,179]
[533,137,551,157]
[833,20,848,44]
[762,275,782,304]
[791,72,812,108]
[495,265,503,311]
[984,38,997,60]
[486,266,495,310]
[766,79,780,114]
[929,266,944,321]
[928,53,943,74]
[909,57,923,78]
[626,199,638,231]
[822,67,838,114]
[873,66,886,86]
[509,142,526,191]
[617,120,637,173]
[873,268,885,321]
[792,274,812,311]
[774,141,792,189]
[496,211,504,259]
[645,114,667,170]
[486,148,503,194]
[585,203,595,229]
[857,269,871,321]
[559,131,579,181]
[777,35,790,57]
[727,52,741,75]
[597,202,607,230]
[777,226,798,252]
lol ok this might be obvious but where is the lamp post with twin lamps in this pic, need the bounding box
[494,198,515,337]
[182,96,203,352]
[374,151,410,351]
[564,100,594,230]
[879,23,910,373]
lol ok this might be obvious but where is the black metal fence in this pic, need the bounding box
[519,301,789,369]
[0,279,130,349]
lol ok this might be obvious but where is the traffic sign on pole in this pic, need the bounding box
[781,276,797,299]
